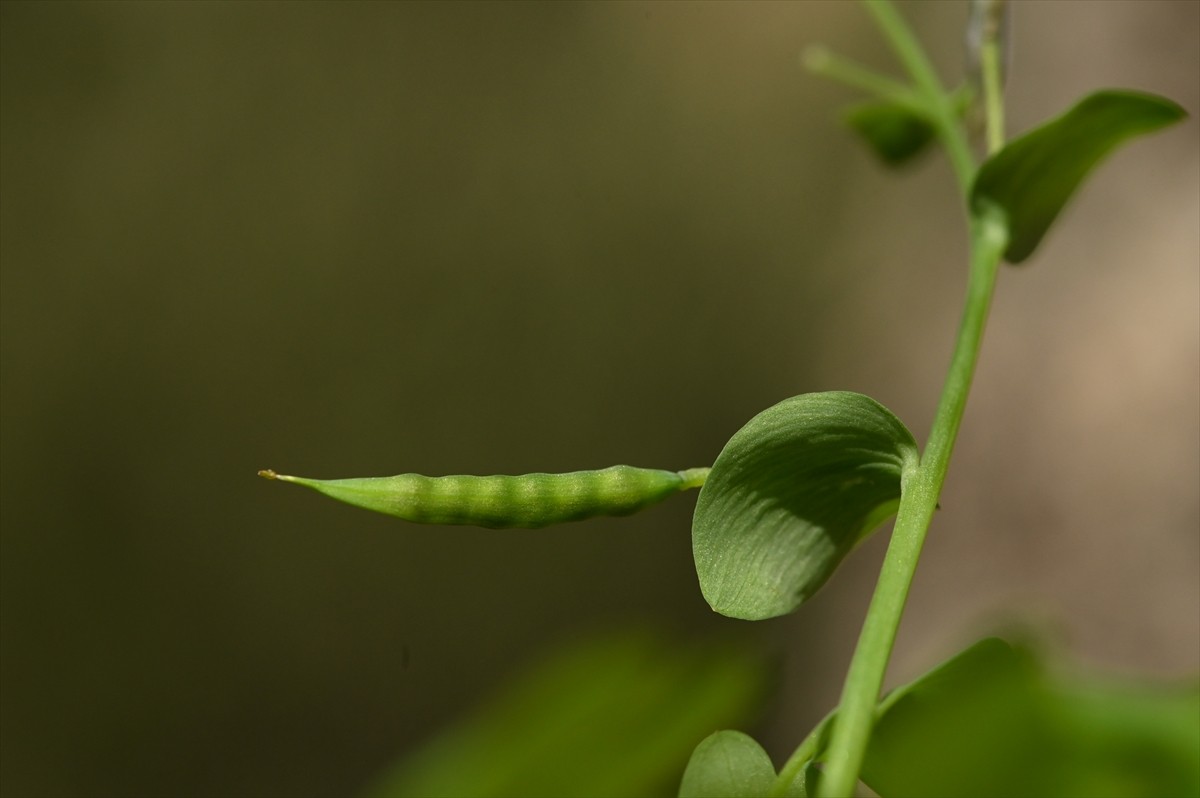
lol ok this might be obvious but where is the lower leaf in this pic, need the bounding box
[679,731,778,798]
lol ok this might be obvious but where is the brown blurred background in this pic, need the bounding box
[2,2,1196,796]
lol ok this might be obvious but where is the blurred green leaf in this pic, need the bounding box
[692,392,918,620]
[970,89,1186,264]
[679,731,777,798]
[862,638,1048,797]
[843,100,936,167]
[860,637,1200,798]
[1043,676,1200,798]
[367,629,766,798]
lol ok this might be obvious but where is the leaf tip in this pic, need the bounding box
[702,582,794,622]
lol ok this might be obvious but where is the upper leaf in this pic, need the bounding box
[971,90,1186,264]
[692,392,918,621]
[843,100,937,167]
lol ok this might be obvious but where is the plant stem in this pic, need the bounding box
[815,3,1009,796]
[818,202,1008,798]
[862,0,975,194]
[678,467,711,490]
[980,4,1007,155]
[772,713,833,797]
[802,46,918,108]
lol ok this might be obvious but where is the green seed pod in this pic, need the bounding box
[259,465,709,529]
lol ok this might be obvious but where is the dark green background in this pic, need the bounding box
[2,2,1196,796]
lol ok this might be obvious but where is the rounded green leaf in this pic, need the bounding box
[679,730,777,798]
[970,89,1186,264]
[693,392,918,620]
[843,100,937,167]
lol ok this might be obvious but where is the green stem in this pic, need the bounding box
[771,712,834,796]
[862,0,975,193]
[980,10,1006,155]
[818,210,1006,798]
[802,46,919,108]
[678,467,711,490]
[814,3,1010,796]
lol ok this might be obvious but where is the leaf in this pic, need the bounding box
[1041,677,1200,798]
[860,637,1200,798]
[863,638,1047,797]
[679,731,777,798]
[970,89,1186,264]
[679,730,810,798]
[843,100,936,167]
[692,392,918,621]
[366,628,767,798]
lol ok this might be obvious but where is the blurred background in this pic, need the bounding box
[2,1,1196,796]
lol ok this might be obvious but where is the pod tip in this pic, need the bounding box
[259,469,305,484]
